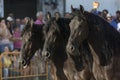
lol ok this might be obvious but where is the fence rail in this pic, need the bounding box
[0,52,48,80]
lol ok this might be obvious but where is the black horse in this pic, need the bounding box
[21,23,45,67]
[42,14,71,80]
[67,5,120,80]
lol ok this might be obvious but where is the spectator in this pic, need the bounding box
[2,46,11,78]
[54,12,61,20]
[0,18,14,53]
[106,13,118,29]
[64,12,72,19]
[117,17,120,32]
[91,1,99,15]
[20,19,25,32]
[101,9,109,20]
[7,13,15,22]
[116,10,120,16]
[117,23,120,33]
[34,11,45,25]
[15,18,21,28]
[13,26,22,51]
[98,11,102,17]
[115,10,120,23]
[6,17,14,35]
[106,14,112,23]
[91,9,99,15]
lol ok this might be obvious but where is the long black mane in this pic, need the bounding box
[56,18,71,40]
[84,11,120,65]
[31,24,45,49]
[47,17,71,40]
[85,11,120,37]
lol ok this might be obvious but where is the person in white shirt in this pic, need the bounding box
[117,17,120,32]
[117,23,120,32]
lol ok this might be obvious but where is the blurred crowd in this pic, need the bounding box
[0,13,30,54]
[0,11,72,54]
[91,9,120,32]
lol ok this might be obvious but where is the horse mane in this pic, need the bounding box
[84,11,120,65]
[56,18,71,40]
[31,24,45,41]
[31,24,44,34]
[47,17,71,41]
[29,24,45,50]
[85,11,120,39]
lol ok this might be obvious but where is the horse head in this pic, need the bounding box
[67,5,89,56]
[42,12,70,61]
[65,5,94,71]
[42,15,63,59]
[21,23,45,68]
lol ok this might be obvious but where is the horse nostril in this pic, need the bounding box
[22,59,26,66]
[70,45,75,52]
[45,51,50,58]
[22,59,28,68]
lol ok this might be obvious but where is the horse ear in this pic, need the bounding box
[80,5,84,14]
[46,12,51,21]
[30,18,34,28]
[21,18,32,37]
[71,5,74,12]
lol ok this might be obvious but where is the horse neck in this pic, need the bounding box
[52,47,68,64]
[52,36,68,62]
